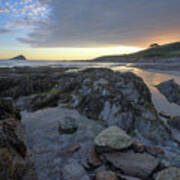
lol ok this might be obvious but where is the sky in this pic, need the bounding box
[0,0,180,60]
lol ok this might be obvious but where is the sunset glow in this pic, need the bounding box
[0,0,180,60]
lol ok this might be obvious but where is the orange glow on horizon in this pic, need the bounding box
[0,46,144,60]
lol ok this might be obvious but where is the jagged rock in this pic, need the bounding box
[59,116,78,134]
[0,98,37,179]
[0,97,20,120]
[167,116,180,130]
[156,168,180,180]
[104,151,159,179]
[156,79,180,105]
[0,67,68,99]
[96,171,119,180]
[61,161,90,180]
[94,126,132,152]
[0,67,172,144]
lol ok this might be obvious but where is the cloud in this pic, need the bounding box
[11,0,180,47]
[0,28,17,34]
[0,0,50,27]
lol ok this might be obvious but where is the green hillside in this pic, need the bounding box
[94,42,180,62]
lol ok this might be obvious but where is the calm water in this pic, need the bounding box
[0,59,118,68]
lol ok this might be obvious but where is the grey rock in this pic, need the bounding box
[59,116,78,134]
[94,126,132,152]
[156,79,180,106]
[168,116,180,131]
[156,168,180,180]
[61,161,90,180]
[104,151,159,179]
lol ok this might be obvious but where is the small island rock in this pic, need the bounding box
[10,55,26,60]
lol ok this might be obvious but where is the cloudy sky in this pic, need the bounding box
[0,0,180,60]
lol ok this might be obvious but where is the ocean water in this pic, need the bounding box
[0,59,119,68]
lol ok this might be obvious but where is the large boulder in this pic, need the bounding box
[55,68,172,144]
[94,126,132,152]
[156,168,180,180]
[156,79,180,105]
[104,151,159,179]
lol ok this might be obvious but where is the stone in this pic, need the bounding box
[96,171,119,180]
[88,147,102,167]
[59,117,78,134]
[156,168,180,180]
[94,126,132,152]
[132,141,145,153]
[0,148,13,180]
[61,143,81,154]
[104,151,159,179]
[156,79,180,106]
[168,116,180,131]
[61,161,90,180]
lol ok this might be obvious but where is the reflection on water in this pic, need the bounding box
[113,66,180,116]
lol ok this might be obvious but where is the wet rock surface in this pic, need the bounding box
[61,161,90,180]
[0,67,68,99]
[156,79,180,106]
[0,97,37,179]
[1,67,180,180]
[104,151,159,179]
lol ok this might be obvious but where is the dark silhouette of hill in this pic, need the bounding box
[94,42,180,62]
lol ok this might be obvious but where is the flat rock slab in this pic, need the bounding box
[156,168,180,180]
[104,151,159,179]
[96,171,119,180]
[94,126,132,152]
[61,161,90,180]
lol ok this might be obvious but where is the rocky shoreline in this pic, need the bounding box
[0,97,37,179]
[0,66,180,179]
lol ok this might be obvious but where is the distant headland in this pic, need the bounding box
[10,55,27,60]
[93,42,180,62]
